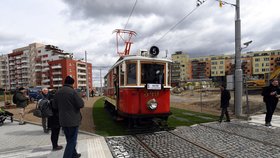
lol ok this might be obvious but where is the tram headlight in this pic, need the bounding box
[147,98,158,110]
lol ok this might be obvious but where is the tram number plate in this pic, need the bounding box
[147,84,161,90]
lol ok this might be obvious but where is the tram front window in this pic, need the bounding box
[141,63,164,84]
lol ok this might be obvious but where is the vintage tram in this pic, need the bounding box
[103,47,172,126]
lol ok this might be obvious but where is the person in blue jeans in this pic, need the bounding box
[53,76,84,158]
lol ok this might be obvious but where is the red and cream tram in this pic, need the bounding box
[103,47,172,123]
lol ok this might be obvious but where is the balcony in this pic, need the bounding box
[78,78,86,81]
[53,78,62,81]
[22,75,30,79]
[35,63,42,66]
[77,72,86,75]
[52,71,61,75]
[9,62,15,66]
[21,65,29,68]
[42,67,50,72]
[78,84,86,87]
[51,65,62,69]
[21,60,28,63]
[77,67,86,70]
[35,69,42,72]
[53,84,63,87]
[42,79,50,83]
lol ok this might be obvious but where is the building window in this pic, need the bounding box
[220,61,223,64]
[255,58,260,62]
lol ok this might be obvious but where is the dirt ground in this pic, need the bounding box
[3,97,101,133]
[3,91,280,133]
[171,89,280,116]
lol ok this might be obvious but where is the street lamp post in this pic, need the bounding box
[234,0,242,117]
[85,51,89,100]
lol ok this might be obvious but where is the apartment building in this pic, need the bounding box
[191,56,211,79]
[48,59,92,90]
[0,55,9,90]
[171,62,180,86]
[7,43,44,89]
[171,49,280,83]
[171,51,191,81]
[2,43,93,90]
[210,56,225,77]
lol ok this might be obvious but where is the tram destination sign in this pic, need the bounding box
[147,83,161,90]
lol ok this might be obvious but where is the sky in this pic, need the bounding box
[0,0,280,86]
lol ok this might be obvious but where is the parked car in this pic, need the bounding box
[28,87,42,102]
[75,89,86,98]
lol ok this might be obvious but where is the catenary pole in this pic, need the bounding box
[234,0,242,116]
[85,51,89,100]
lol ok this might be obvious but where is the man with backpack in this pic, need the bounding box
[14,87,29,125]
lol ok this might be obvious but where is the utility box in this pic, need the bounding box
[226,75,234,90]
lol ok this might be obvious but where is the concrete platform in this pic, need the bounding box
[0,121,112,158]
[249,114,280,127]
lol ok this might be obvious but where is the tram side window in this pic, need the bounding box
[141,64,164,84]
[127,63,137,84]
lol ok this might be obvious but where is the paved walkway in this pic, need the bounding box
[0,121,112,158]
[249,114,280,127]
[0,114,279,158]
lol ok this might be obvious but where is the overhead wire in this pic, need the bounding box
[152,0,207,46]
[124,0,138,30]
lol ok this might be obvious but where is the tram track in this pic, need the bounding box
[132,131,225,158]
[200,122,280,148]
[167,131,225,158]
[106,121,280,158]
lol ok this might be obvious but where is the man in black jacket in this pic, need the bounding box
[53,76,84,158]
[15,87,29,125]
[262,79,280,126]
[218,84,231,122]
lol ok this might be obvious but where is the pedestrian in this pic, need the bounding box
[41,87,50,133]
[91,89,94,97]
[53,76,84,158]
[218,84,231,123]
[261,79,280,126]
[47,89,63,151]
[15,87,29,125]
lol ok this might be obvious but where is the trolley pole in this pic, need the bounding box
[234,0,242,117]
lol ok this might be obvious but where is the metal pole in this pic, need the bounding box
[85,51,89,100]
[100,68,102,95]
[244,76,250,119]
[234,0,242,117]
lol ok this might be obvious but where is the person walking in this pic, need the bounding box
[261,79,280,126]
[41,87,50,133]
[53,76,84,158]
[218,84,231,123]
[15,87,29,125]
[47,89,63,151]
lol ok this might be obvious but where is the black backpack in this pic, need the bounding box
[12,92,17,104]
[38,99,53,117]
